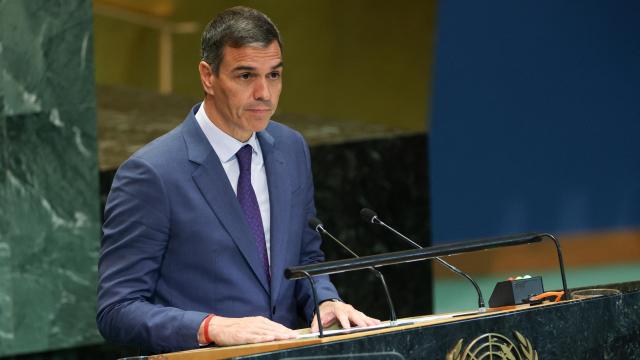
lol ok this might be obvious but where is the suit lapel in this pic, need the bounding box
[258,130,291,306]
[183,106,270,294]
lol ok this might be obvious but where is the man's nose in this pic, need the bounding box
[253,78,271,101]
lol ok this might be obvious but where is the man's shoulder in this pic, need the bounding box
[264,120,305,146]
[132,123,186,163]
[117,115,195,178]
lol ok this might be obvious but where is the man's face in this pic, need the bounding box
[204,41,283,142]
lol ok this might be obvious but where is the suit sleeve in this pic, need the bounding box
[293,134,341,321]
[96,157,207,353]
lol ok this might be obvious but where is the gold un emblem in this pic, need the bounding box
[446,331,538,360]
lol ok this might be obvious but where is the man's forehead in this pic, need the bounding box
[222,42,282,69]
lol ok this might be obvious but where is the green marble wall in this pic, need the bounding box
[0,0,101,356]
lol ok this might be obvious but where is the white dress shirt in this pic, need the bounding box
[195,104,272,264]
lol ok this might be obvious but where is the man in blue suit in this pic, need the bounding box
[97,6,378,354]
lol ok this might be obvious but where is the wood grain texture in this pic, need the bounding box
[433,229,640,278]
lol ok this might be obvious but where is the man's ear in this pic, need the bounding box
[198,61,215,96]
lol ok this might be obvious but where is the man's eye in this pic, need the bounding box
[269,72,281,79]
[240,73,251,80]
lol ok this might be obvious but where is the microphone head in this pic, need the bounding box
[308,217,324,232]
[360,208,378,223]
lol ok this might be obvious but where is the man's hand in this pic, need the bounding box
[310,301,380,333]
[199,316,297,346]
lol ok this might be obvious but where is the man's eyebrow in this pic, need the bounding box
[232,65,256,72]
[231,62,284,72]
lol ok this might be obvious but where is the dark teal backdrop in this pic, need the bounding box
[430,0,640,243]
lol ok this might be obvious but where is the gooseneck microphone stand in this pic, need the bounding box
[309,217,398,326]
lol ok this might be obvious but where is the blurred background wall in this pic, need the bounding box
[93,0,435,131]
[430,0,640,312]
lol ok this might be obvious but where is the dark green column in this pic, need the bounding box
[0,0,101,356]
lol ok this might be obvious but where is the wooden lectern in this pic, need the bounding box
[127,281,639,359]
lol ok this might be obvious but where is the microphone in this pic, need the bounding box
[360,208,487,312]
[309,217,397,323]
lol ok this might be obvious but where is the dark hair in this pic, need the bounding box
[201,6,283,74]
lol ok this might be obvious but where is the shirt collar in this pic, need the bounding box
[195,103,262,165]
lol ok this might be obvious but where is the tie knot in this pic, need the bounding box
[236,144,253,171]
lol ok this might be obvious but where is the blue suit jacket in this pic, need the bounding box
[97,104,338,354]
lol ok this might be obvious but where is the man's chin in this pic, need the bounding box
[248,117,271,132]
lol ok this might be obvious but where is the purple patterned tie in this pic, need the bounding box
[236,145,270,283]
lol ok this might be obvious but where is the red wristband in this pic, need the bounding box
[203,314,215,344]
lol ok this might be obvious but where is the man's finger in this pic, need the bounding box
[265,320,296,333]
[321,313,335,327]
[255,317,297,336]
[273,331,297,340]
[250,335,276,344]
[336,310,351,329]
[349,311,369,328]
[365,316,381,326]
